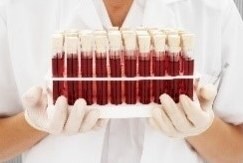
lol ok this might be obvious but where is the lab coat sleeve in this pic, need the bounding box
[0,5,22,117]
[214,0,243,125]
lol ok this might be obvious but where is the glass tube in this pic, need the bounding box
[138,34,151,104]
[65,36,79,105]
[51,33,65,104]
[168,35,181,102]
[152,33,166,104]
[108,31,123,104]
[80,31,94,105]
[181,34,195,100]
[123,31,138,104]
[95,35,109,105]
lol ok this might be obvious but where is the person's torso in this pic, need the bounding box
[4,0,226,162]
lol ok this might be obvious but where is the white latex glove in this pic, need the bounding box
[149,84,217,138]
[22,86,107,135]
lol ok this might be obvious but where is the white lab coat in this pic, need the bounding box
[0,0,243,162]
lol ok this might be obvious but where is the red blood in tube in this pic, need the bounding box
[166,53,180,100]
[153,53,166,104]
[161,51,172,99]
[124,54,137,104]
[96,55,108,105]
[52,53,65,104]
[52,56,59,103]
[57,53,65,98]
[164,51,170,75]
[170,54,180,103]
[110,54,122,105]
[72,56,79,104]
[67,56,74,105]
[183,58,194,100]
[139,56,151,104]
[66,54,79,105]
[81,54,93,105]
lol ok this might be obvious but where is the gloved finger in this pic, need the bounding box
[92,119,109,131]
[148,118,161,131]
[64,99,86,134]
[45,86,54,105]
[180,95,206,126]
[45,86,53,97]
[198,84,217,110]
[80,109,100,133]
[160,94,192,132]
[151,107,178,137]
[48,96,68,134]
[22,86,43,108]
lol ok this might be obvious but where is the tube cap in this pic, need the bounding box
[168,34,181,53]
[138,34,151,53]
[181,33,195,50]
[108,31,122,51]
[95,35,109,53]
[65,36,79,55]
[52,33,64,55]
[123,30,137,51]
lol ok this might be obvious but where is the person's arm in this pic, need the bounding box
[187,1,243,162]
[0,4,46,161]
[0,113,47,162]
[187,117,243,162]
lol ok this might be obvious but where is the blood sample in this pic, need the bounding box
[65,35,79,105]
[138,33,151,104]
[108,31,123,104]
[80,31,94,105]
[123,30,138,104]
[152,33,166,104]
[95,35,109,105]
[51,33,64,104]
[168,34,181,103]
[181,33,195,100]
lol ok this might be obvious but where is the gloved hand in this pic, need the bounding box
[149,84,217,138]
[22,86,107,135]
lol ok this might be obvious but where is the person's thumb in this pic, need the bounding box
[22,86,43,108]
[197,84,217,110]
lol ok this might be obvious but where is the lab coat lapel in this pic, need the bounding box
[64,0,103,29]
[142,0,185,27]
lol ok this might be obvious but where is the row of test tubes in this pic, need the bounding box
[51,28,195,105]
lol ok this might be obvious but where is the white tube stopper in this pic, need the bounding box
[138,34,151,53]
[181,33,195,50]
[65,36,79,55]
[136,30,149,36]
[108,27,119,31]
[148,28,160,35]
[94,30,107,36]
[52,33,64,55]
[95,35,109,53]
[80,30,94,52]
[108,31,122,51]
[168,34,181,53]
[123,30,137,51]
[64,29,79,37]
[153,33,166,53]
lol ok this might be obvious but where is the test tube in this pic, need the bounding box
[181,33,195,99]
[108,30,123,104]
[168,34,181,102]
[79,30,94,105]
[123,30,138,104]
[152,33,166,104]
[65,35,79,105]
[52,33,65,104]
[138,33,152,104]
[95,35,109,105]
